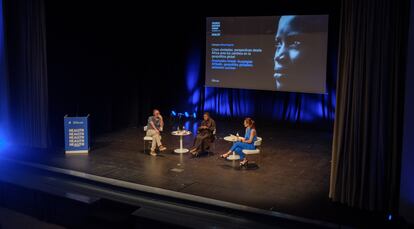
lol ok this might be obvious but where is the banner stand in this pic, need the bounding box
[64,115,90,154]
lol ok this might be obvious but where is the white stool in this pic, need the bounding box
[143,126,153,153]
[242,137,262,166]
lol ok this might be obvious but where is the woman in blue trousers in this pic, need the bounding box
[221,117,257,166]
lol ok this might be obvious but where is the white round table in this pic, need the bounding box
[223,135,241,160]
[171,130,192,154]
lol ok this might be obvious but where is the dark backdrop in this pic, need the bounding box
[44,1,340,147]
[45,2,193,146]
[4,0,49,148]
[399,0,414,223]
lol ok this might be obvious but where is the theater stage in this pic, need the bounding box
[5,120,339,223]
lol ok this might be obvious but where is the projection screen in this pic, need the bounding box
[205,15,329,94]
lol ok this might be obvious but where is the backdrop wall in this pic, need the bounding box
[43,1,339,147]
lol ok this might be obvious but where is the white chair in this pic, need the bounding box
[242,137,262,167]
[143,126,153,153]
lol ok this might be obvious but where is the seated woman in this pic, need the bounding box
[220,117,257,166]
[190,112,216,156]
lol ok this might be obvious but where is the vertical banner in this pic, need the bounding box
[64,116,89,154]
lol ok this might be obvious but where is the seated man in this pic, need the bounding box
[146,109,166,156]
[190,112,216,156]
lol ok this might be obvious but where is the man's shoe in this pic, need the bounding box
[150,151,157,156]
[159,146,167,151]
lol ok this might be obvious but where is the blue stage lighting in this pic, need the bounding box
[184,112,189,118]
[0,0,9,152]
[0,132,6,151]
[193,112,196,119]
[171,110,177,116]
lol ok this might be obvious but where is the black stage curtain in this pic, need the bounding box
[42,2,340,147]
[4,0,49,148]
[330,0,409,212]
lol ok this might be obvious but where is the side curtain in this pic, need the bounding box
[330,0,409,212]
[4,0,49,148]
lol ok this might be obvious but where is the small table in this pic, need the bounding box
[171,130,192,154]
[223,135,241,160]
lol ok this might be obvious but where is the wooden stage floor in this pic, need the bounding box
[5,121,341,223]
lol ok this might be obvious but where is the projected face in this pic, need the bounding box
[274,16,318,90]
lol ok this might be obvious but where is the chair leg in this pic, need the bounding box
[149,140,153,153]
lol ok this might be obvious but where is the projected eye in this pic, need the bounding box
[288,40,301,48]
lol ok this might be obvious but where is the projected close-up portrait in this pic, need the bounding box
[273,15,328,93]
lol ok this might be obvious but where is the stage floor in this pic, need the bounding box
[6,121,339,223]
